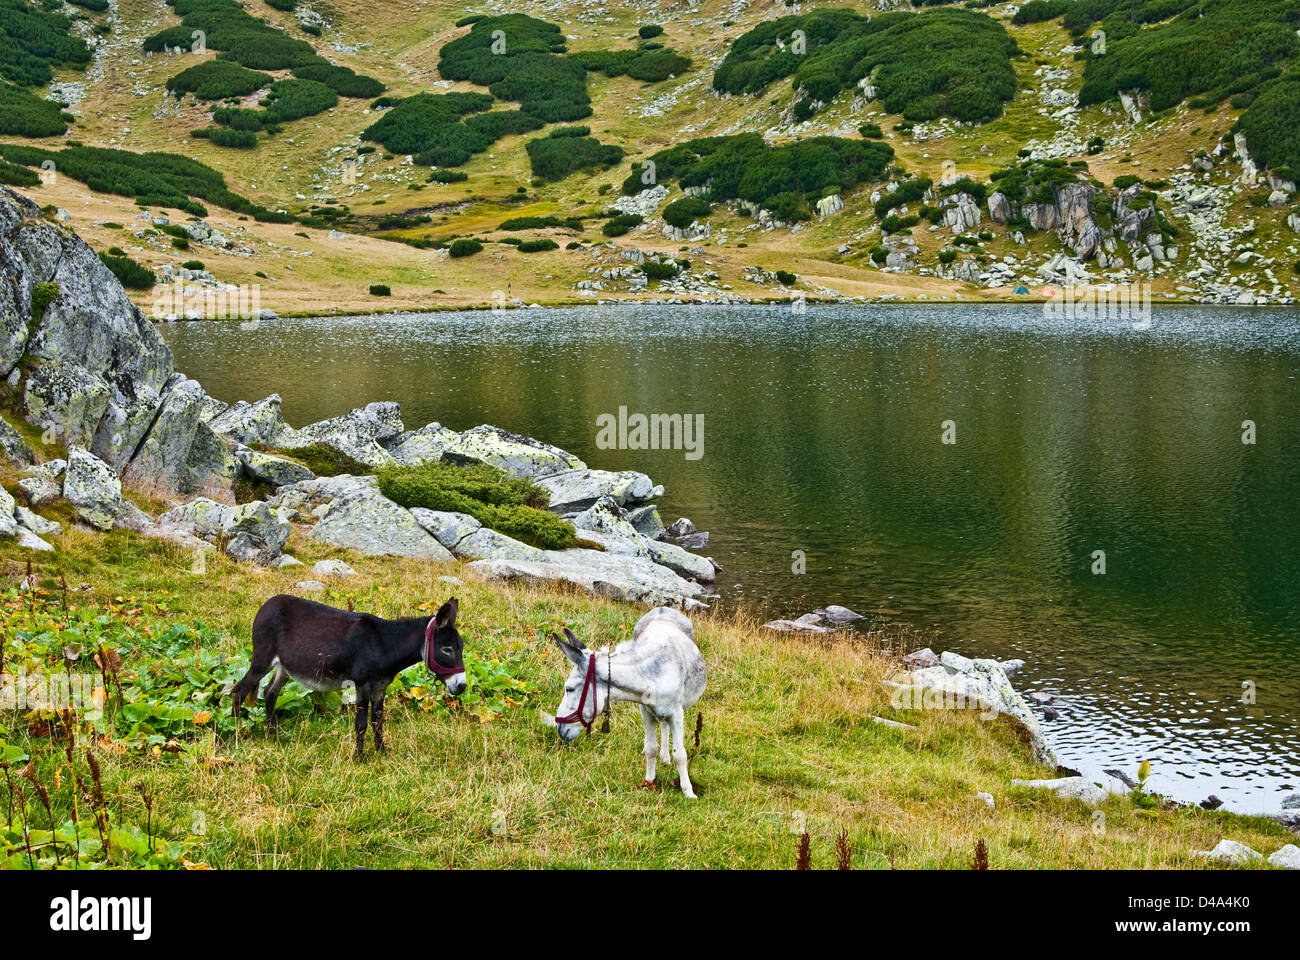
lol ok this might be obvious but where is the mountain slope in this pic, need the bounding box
[2,0,1297,312]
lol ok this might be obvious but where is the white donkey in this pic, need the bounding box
[544,607,707,798]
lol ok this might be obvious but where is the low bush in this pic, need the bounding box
[377,461,576,549]
[499,215,583,231]
[525,131,624,182]
[0,82,70,137]
[98,252,156,289]
[517,238,559,252]
[167,60,272,100]
[641,259,680,279]
[369,283,391,296]
[207,127,258,148]
[601,213,642,236]
[449,238,483,257]
[663,195,711,227]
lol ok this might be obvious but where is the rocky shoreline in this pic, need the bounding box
[0,184,720,611]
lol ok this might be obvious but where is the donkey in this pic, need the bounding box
[543,607,706,798]
[231,595,466,758]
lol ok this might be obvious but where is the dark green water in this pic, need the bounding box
[160,304,1300,810]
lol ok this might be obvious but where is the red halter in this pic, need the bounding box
[554,652,610,733]
[423,618,463,678]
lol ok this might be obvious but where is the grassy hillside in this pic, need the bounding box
[1,0,1298,311]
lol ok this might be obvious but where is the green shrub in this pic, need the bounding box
[517,238,559,252]
[439,15,591,122]
[663,195,711,227]
[377,461,576,549]
[937,248,958,264]
[601,213,642,236]
[265,0,296,10]
[275,443,370,477]
[638,24,664,39]
[499,215,583,231]
[626,133,893,220]
[775,269,797,285]
[0,143,291,222]
[207,127,258,148]
[525,132,624,182]
[449,238,483,257]
[369,283,391,296]
[0,82,70,137]
[30,281,58,323]
[712,8,1019,123]
[641,259,680,279]
[858,122,883,139]
[1113,174,1141,189]
[0,0,92,89]
[181,259,205,270]
[0,156,39,185]
[259,78,337,123]
[167,60,272,100]
[429,169,469,183]
[869,245,888,264]
[98,252,156,289]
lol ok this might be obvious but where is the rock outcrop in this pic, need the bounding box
[0,185,715,607]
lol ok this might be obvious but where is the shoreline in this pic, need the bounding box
[141,293,1252,321]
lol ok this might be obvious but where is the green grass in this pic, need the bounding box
[0,517,1293,869]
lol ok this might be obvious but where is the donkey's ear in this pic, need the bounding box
[435,597,458,629]
[562,627,585,649]
[553,633,586,666]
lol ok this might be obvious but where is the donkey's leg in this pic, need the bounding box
[670,708,696,799]
[231,648,276,721]
[639,705,659,784]
[263,664,289,733]
[659,719,671,764]
[369,685,387,755]
[354,694,370,760]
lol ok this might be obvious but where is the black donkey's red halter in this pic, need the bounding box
[423,618,463,679]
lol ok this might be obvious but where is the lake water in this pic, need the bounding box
[159,304,1300,811]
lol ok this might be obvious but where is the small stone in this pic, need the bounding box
[1268,844,1300,870]
[664,517,696,538]
[976,792,995,809]
[823,604,863,624]
[1012,776,1108,806]
[313,558,356,577]
[1190,839,1262,865]
[296,580,327,592]
[273,555,304,568]
[901,647,940,669]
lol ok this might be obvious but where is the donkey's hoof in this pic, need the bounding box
[638,778,660,792]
